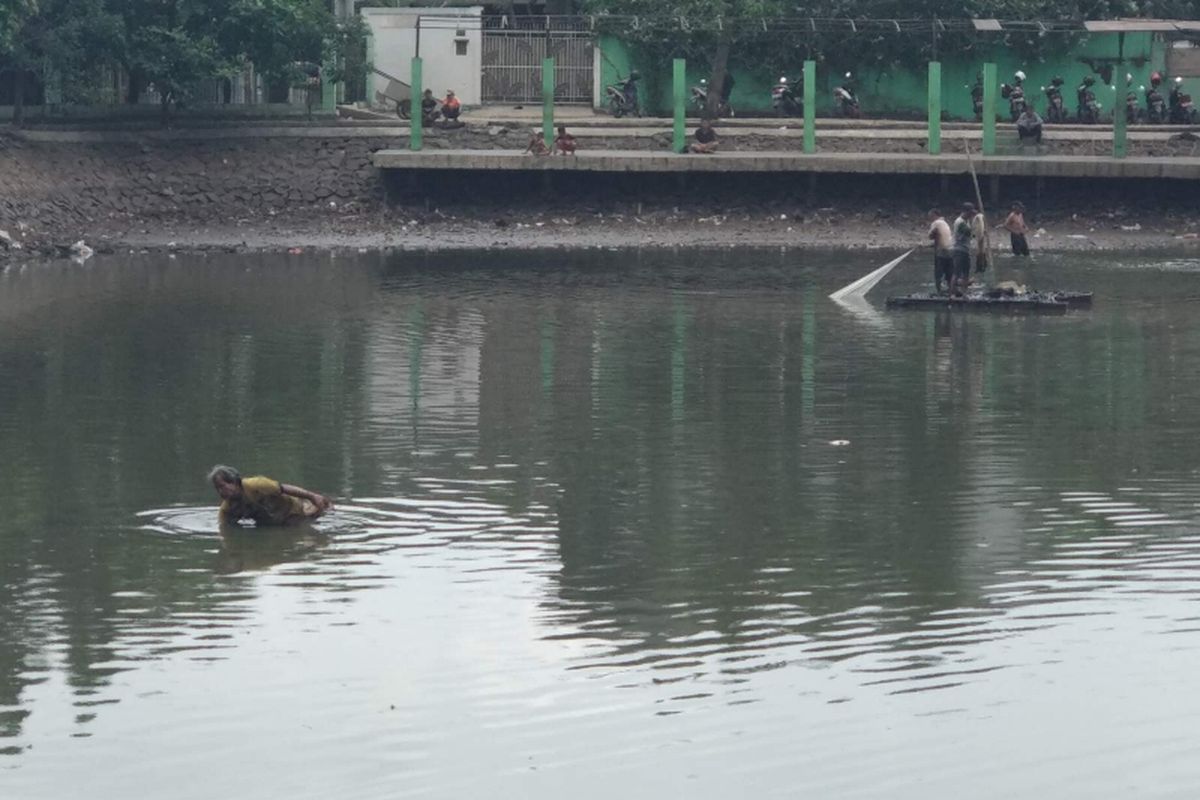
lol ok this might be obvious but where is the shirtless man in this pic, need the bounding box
[927,208,954,293]
[209,465,332,526]
[1005,201,1031,256]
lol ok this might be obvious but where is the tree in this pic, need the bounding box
[220,0,362,118]
[129,24,224,126]
[1,0,123,125]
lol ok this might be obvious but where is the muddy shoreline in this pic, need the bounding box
[10,205,1197,260]
[4,127,1200,262]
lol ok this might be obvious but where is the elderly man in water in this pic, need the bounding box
[209,465,332,526]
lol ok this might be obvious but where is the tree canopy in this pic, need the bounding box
[2,0,368,123]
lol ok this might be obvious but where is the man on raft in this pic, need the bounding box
[209,465,332,526]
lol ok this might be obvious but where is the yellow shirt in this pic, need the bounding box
[220,476,306,526]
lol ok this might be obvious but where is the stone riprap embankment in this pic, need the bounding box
[1,128,393,247]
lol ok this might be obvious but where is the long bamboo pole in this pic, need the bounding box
[961,137,993,278]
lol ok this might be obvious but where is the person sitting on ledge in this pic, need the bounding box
[524,130,550,156]
[1017,107,1043,145]
[441,89,461,123]
[420,89,439,126]
[690,118,719,153]
[209,465,332,526]
[554,124,577,155]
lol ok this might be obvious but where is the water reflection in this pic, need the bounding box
[3,249,1200,795]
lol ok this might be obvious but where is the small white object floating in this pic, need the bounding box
[829,439,851,447]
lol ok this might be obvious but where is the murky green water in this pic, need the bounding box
[3,247,1200,798]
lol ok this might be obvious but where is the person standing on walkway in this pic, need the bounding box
[1005,202,1031,256]
[951,203,977,295]
[927,208,954,293]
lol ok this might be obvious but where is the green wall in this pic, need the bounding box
[596,32,1166,120]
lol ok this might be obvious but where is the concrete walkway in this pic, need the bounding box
[373,148,1200,180]
[342,104,1200,133]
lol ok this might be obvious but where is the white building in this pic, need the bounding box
[362,6,485,107]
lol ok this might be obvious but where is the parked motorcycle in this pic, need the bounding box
[690,79,733,118]
[1126,89,1142,124]
[771,76,802,117]
[1077,76,1099,123]
[834,72,861,118]
[1000,71,1027,122]
[1169,77,1197,123]
[1171,92,1197,123]
[1043,77,1067,123]
[1146,72,1168,123]
[605,71,640,118]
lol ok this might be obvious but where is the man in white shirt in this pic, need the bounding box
[971,209,991,274]
[927,209,954,293]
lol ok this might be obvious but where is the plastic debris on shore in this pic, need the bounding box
[69,240,94,263]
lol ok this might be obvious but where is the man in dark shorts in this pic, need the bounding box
[1005,201,1031,256]
[951,203,977,295]
[927,208,954,293]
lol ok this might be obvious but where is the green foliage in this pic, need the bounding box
[2,0,369,116]
[322,13,371,90]
[128,25,224,105]
[222,0,327,85]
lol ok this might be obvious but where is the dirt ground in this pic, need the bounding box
[45,203,1200,258]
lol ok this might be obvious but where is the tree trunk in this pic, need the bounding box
[706,37,731,118]
[12,70,26,127]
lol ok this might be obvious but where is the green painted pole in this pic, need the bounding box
[410,56,422,151]
[673,58,686,153]
[365,34,375,106]
[1113,88,1128,159]
[982,62,997,156]
[321,69,338,113]
[928,61,942,155]
[542,57,554,150]
[803,60,816,154]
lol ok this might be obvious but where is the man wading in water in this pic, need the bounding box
[951,203,978,296]
[209,465,332,526]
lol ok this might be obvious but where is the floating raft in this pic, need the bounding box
[885,290,1093,314]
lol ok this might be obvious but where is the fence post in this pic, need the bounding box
[928,61,941,155]
[543,57,555,150]
[322,70,338,113]
[410,56,423,151]
[803,60,815,154]
[365,33,375,106]
[673,59,686,153]
[982,62,996,156]
[1113,90,1128,158]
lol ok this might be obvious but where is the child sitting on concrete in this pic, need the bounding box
[554,125,577,156]
[524,130,550,156]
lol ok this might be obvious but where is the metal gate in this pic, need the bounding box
[482,27,593,104]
